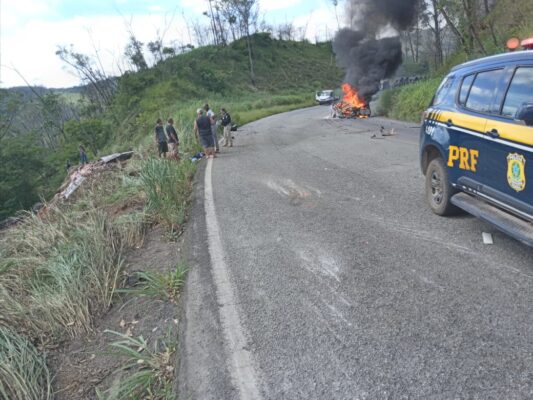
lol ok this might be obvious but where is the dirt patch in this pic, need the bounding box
[49,224,183,399]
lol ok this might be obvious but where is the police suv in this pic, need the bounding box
[420,51,533,246]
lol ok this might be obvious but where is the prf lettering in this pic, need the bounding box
[447,146,479,172]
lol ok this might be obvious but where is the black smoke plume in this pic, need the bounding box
[333,0,418,102]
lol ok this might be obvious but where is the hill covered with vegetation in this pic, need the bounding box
[0,33,342,220]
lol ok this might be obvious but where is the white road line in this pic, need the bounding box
[204,158,262,400]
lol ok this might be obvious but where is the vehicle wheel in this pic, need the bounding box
[425,157,459,216]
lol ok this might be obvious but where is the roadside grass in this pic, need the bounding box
[0,327,52,400]
[377,78,442,122]
[140,157,196,231]
[96,331,176,400]
[118,263,187,303]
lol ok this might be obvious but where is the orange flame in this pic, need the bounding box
[341,83,366,108]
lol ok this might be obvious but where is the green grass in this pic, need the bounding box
[377,78,442,122]
[118,263,187,302]
[0,327,52,400]
[140,157,196,230]
[97,331,176,400]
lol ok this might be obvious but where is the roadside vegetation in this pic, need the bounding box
[377,0,532,122]
[0,33,341,397]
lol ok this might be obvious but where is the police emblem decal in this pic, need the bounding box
[506,153,526,192]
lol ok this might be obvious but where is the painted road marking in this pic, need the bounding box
[204,158,262,400]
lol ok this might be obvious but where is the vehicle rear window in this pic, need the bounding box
[465,69,503,113]
[432,76,454,106]
[501,67,533,118]
[458,74,475,105]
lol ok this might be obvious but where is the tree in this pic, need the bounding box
[56,45,116,111]
[124,35,148,71]
[219,0,259,85]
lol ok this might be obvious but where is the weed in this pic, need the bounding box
[96,331,176,400]
[140,157,196,230]
[0,327,52,400]
[119,264,187,303]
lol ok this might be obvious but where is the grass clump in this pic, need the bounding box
[140,157,196,230]
[97,331,176,400]
[0,327,52,400]
[120,264,187,303]
[0,207,131,342]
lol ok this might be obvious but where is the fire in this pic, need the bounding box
[333,83,371,119]
[341,83,366,109]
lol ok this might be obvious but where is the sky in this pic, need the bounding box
[0,0,343,88]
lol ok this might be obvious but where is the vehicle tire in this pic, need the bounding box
[425,157,459,216]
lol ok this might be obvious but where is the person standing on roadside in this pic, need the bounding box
[194,109,216,158]
[220,107,233,147]
[154,118,168,158]
[204,103,219,153]
[166,118,180,160]
[79,145,89,165]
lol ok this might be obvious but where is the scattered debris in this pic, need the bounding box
[99,151,134,164]
[190,152,205,162]
[482,232,494,245]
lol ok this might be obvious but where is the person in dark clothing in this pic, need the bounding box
[194,108,215,158]
[166,118,180,160]
[79,145,89,165]
[154,118,168,157]
[220,108,232,147]
[204,103,219,153]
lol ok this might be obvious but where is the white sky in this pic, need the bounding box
[0,0,342,88]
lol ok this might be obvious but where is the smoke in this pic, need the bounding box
[333,0,418,102]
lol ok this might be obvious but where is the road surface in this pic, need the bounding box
[179,106,533,400]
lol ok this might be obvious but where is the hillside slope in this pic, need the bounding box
[1,34,343,219]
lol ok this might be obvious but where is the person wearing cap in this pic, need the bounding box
[204,103,219,153]
[194,108,215,158]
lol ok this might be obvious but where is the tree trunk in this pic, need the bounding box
[462,0,486,54]
[439,5,470,55]
[245,31,256,86]
[483,0,499,47]
[431,0,443,66]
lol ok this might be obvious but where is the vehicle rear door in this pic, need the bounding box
[481,65,533,219]
[447,69,505,188]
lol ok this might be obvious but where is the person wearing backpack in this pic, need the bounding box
[220,107,233,147]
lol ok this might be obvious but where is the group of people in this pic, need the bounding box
[154,117,180,160]
[153,103,233,160]
[194,103,233,159]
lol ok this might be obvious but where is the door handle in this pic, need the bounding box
[486,128,499,138]
[446,119,453,127]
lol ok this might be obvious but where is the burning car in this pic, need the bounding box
[333,83,371,119]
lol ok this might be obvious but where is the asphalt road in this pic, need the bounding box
[179,106,533,400]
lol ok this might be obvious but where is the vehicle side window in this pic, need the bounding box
[458,74,475,105]
[465,69,503,113]
[432,76,454,106]
[501,67,533,118]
